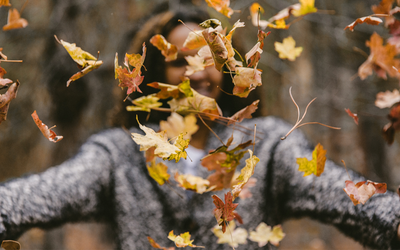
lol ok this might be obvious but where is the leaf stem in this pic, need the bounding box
[197,114,225,146]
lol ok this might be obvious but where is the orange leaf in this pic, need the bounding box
[150,35,178,62]
[232,67,262,98]
[147,236,175,250]
[344,16,382,31]
[31,110,63,143]
[205,0,235,18]
[212,192,239,233]
[296,143,326,177]
[0,81,19,125]
[0,0,11,7]
[343,180,387,205]
[3,8,28,31]
[228,100,259,125]
[181,30,207,51]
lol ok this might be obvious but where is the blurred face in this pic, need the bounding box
[165,23,223,100]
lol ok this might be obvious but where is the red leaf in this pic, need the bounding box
[344,108,359,125]
[31,110,63,143]
[212,192,239,233]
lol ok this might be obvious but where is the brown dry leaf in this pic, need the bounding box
[372,0,395,26]
[345,16,383,31]
[1,240,21,250]
[228,100,259,125]
[0,66,13,87]
[382,103,400,144]
[358,32,400,80]
[212,192,239,233]
[343,180,387,205]
[147,236,175,250]
[150,35,178,62]
[184,55,213,76]
[3,8,28,31]
[31,110,63,143]
[246,30,270,69]
[0,81,19,125]
[344,108,359,125]
[249,222,285,247]
[375,89,400,108]
[232,67,262,98]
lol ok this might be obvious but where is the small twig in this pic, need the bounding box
[341,160,352,180]
[0,59,23,63]
[352,47,369,59]
[281,87,341,140]
[197,114,225,146]
[253,124,256,152]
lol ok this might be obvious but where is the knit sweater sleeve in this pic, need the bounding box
[269,127,400,249]
[0,132,116,241]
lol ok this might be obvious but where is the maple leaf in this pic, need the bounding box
[126,94,162,112]
[205,0,235,18]
[55,35,103,87]
[147,161,170,185]
[296,143,326,177]
[345,16,383,31]
[382,103,400,144]
[0,0,11,7]
[167,133,189,162]
[0,81,19,125]
[274,36,303,61]
[167,231,203,248]
[249,222,286,247]
[375,89,400,109]
[228,100,259,125]
[150,35,178,62]
[358,32,400,80]
[232,67,262,98]
[212,221,248,247]
[174,173,214,194]
[147,236,175,250]
[212,192,239,233]
[182,30,207,51]
[231,150,260,200]
[2,8,28,31]
[292,0,318,17]
[131,119,187,160]
[1,240,21,250]
[160,113,199,140]
[343,180,387,205]
[31,110,63,143]
[372,0,395,26]
[344,108,359,125]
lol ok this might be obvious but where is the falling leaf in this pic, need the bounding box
[358,32,400,80]
[343,180,387,205]
[232,67,262,98]
[296,143,326,177]
[199,19,222,29]
[382,103,400,144]
[228,100,259,125]
[375,89,400,109]
[231,150,260,200]
[147,236,175,250]
[1,240,21,250]
[184,55,213,76]
[249,3,270,30]
[160,113,199,140]
[345,16,383,31]
[372,0,395,26]
[0,0,11,7]
[274,36,303,61]
[174,173,214,194]
[246,30,270,69]
[167,231,203,248]
[2,8,28,31]
[205,0,235,18]
[344,108,359,125]
[225,20,245,42]
[167,133,190,162]
[0,81,19,125]
[212,192,239,233]
[182,30,207,51]
[292,0,318,17]
[150,35,178,62]
[249,222,285,247]
[31,110,63,143]
[0,66,13,87]
[212,221,248,247]
[55,35,103,87]
[147,161,170,185]
[126,94,163,112]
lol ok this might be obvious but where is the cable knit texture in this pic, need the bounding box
[1,116,400,249]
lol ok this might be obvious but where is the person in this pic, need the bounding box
[1,2,400,249]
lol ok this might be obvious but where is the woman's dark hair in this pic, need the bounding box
[111,1,264,127]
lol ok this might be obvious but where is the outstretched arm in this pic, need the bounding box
[0,136,114,241]
[269,131,400,249]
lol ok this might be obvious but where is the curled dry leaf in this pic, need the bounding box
[343,180,387,205]
[246,30,270,69]
[168,231,203,248]
[212,221,248,248]
[3,8,28,31]
[182,30,207,51]
[232,67,262,98]
[0,81,19,125]
[1,240,21,250]
[205,0,235,18]
[296,143,326,177]
[249,222,285,247]
[344,108,359,125]
[375,89,400,109]
[344,16,383,31]
[228,100,259,125]
[147,236,175,250]
[31,110,63,143]
[231,150,260,200]
[274,36,303,61]
[0,66,13,88]
[174,173,214,194]
[150,35,178,62]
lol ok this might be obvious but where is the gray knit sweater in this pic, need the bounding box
[1,116,400,249]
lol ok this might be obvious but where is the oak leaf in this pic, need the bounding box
[147,161,170,185]
[212,221,248,247]
[167,231,203,248]
[249,222,285,247]
[150,35,178,62]
[343,180,387,205]
[1,240,21,250]
[345,16,382,31]
[159,113,199,140]
[296,143,326,177]
[375,89,400,109]
[212,192,239,233]
[344,108,359,125]
[274,36,303,61]
[0,81,19,125]
[205,0,235,18]
[231,150,260,200]
[31,110,63,143]
[3,8,28,31]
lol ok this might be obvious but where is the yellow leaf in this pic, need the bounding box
[274,36,303,61]
[168,133,190,162]
[249,222,285,247]
[205,0,235,18]
[231,150,259,199]
[292,0,318,17]
[147,161,170,185]
[296,143,326,177]
[168,231,203,248]
[160,113,199,140]
[127,94,163,112]
[212,221,248,248]
[174,172,214,194]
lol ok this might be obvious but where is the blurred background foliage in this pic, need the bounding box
[0,0,399,249]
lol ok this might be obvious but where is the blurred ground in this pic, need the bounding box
[0,0,398,249]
